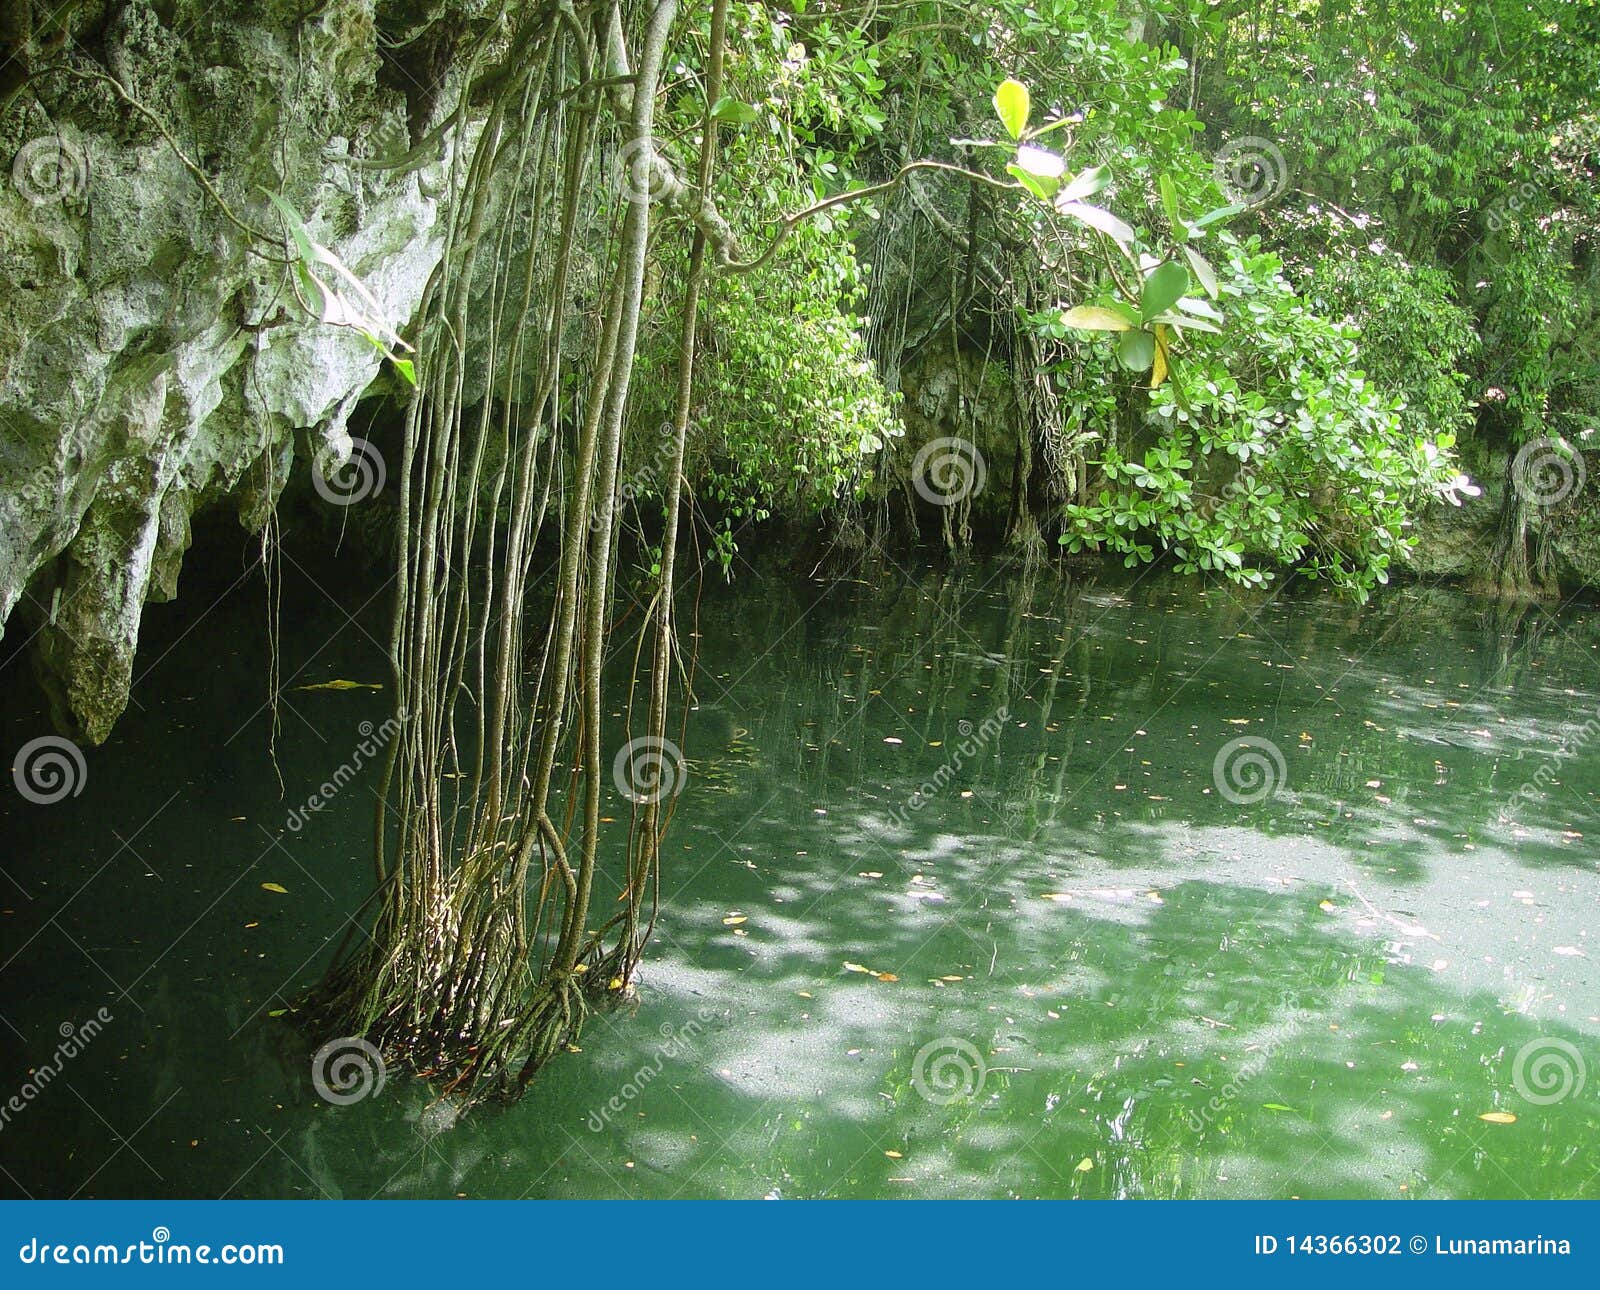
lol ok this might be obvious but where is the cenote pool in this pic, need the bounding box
[2,552,1598,1199]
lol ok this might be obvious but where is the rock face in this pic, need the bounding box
[1,0,448,741]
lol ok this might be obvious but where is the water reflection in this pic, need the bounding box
[1,552,1597,1198]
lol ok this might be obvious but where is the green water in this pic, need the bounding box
[3,554,1598,1199]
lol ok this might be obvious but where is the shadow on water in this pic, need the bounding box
[1,546,1597,1198]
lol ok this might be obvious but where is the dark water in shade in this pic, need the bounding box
[2,549,1598,1199]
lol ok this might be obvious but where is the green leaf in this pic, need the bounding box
[1158,174,1185,237]
[1176,296,1224,323]
[1182,245,1220,299]
[1149,312,1222,334]
[1189,203,1242,230]
[993,79,1030,140]
[392,357,417,387]
[1058,201,1136,245]
[1006,164,1059,202]
[1061,305,1136,332]
[1117,329,1156,372]
[1057,164,1112,204]
[710,97,760,124]
[1141,261,1191,320]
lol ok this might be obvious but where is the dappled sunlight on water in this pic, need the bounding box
[2,554,1597,1197]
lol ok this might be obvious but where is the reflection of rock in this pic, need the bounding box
[413,1098,462,1141]
[0,0,450,741]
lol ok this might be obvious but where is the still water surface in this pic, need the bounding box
[2,554,1597,1198]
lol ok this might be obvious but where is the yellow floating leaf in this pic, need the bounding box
[875,972,899,982]
[941,975,964,982]
[1318,899,1336,912]
[608,977,624,991]
[723,915,747,926]
[796,991,812,999]
[843,961,873,974]
[260,882,288,894]
[884,1149,903,1159]
[294,679,383,692]
[1479,1111,1517,1124]
[1075,1157,1094,1172]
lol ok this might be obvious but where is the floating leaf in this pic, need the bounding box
[723,914,748,926]
[1479,1111,1517,1124]
[1075,1157,1095,1172]
[1262,1102,1297,1113]
[260,882,288,894]
[884,1149,903,1159]
[295,679,383,692]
